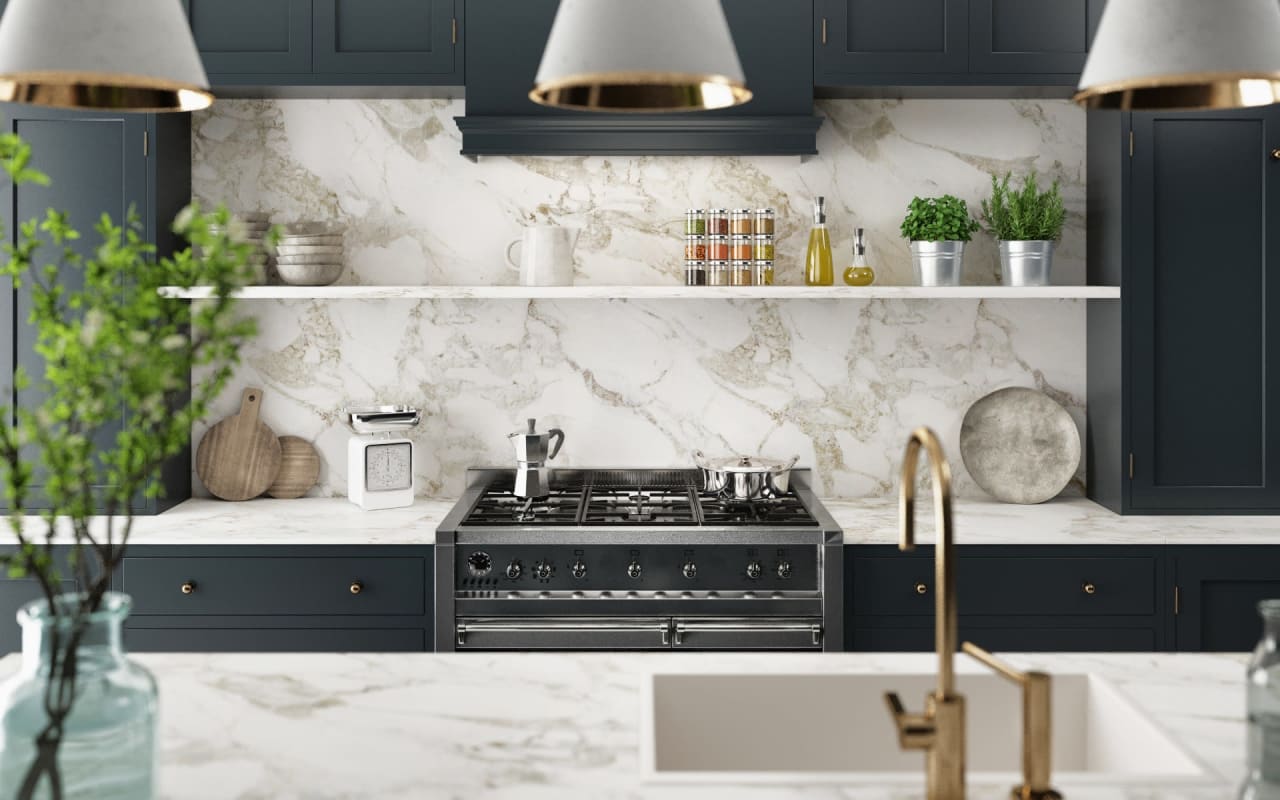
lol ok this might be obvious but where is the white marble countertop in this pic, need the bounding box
[9,495,1280,547]
[0,650,1240,799]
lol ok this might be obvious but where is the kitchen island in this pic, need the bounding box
[0,651,1246,799]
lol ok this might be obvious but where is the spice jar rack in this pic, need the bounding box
[684,207,774,287]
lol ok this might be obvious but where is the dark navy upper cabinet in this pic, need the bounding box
[313,0,458,77]
[186,0,313,75]
[816,0,969,79]
[0,108,192,514]
[969,0,1104,75]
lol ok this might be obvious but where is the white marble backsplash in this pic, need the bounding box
[190,99,1088,499]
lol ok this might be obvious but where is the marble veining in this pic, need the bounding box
[191,99,1089,500]
[0,651,1241,799]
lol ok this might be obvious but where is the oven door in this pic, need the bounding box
[454,617,671,650]
[671,617,823,650]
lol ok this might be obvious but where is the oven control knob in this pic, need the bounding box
[505,561,523,580]
[776,561,793,579]
[682,562,698,580]
[627,562,643,579]
[571,560,588,579]
[745,560,763,580]
[533,560,554,580]
[467,551,493,577]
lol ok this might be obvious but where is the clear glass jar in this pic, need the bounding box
[0,593,156,799]
[1242,600,1280,799]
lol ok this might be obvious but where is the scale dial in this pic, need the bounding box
[365,442,412,492]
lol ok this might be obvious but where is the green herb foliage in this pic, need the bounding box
[0,133,262,799]
[980,171,1066,241]
[899,195,980,242]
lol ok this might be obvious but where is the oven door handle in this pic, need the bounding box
[455,617,672,646]
[672,619,824,647]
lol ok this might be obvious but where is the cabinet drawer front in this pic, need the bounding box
[849,623,1155,652]
[125,627,424,652]
[852,556,1155,616]
[123,557,425,616]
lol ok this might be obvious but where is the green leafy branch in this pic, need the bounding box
[980,171,1066,242]
[899,195,980,243]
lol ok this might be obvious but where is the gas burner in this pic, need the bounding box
[699,494,815,526]
[581,488,698,526]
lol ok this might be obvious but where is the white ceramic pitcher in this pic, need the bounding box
[506,225,578,286]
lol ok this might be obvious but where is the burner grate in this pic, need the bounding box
[698,494,816,526]
[580,488,699,526]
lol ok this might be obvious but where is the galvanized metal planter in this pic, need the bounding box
[998,240,1056,286]
[911,240,966,286]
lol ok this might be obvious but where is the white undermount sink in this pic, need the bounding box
[640,671,1213,788]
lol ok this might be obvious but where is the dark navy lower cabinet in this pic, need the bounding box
[845,545,1166,652]
[1172,547,1280,652]
[118,546,434,653]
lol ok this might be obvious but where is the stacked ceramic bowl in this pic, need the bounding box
[274,224,345,286]
[207,212,271,283]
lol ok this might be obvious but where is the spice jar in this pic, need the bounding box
[707,260,730,286]
[684,236,707,261]
[753,236,775,261]
[685,209,706,236]
[730,260,754,286]
[707,209,729,237]
[753,260,775,286]
[754,208,775,236]
[730,236,753,261]
[730,209,754,236]
[685,260,707,286]
[707,236,729,261]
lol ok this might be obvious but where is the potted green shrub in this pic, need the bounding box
[980,171,1066,287]
[0,134,260,799]
[899,195,980,286]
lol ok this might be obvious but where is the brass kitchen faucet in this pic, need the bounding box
[884,427,1062,800]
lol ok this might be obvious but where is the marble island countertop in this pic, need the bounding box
[0,651,1243,799]
[12,495,1274,547]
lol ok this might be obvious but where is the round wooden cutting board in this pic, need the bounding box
[196,387,282,501]
[267,436,321,499]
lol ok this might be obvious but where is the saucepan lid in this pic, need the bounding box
[692,451,799,473]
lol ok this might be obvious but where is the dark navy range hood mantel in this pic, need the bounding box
[458,0,821,158]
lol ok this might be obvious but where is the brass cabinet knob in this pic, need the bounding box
[1271,148,1280,161]
[1083,582,1097,595]
[350,581,363,595]
[914,582,929,595]
[180,581,196,595]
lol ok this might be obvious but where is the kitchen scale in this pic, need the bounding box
[345,406,421,511]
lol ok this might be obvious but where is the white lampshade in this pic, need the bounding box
[1076,0,1280,110]
[531,0,751,112]
[0,0,212,112]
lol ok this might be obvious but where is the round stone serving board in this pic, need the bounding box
[959,386,1080,504]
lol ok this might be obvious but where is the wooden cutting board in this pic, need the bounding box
[267,436,321,499]
[196,387,282,501]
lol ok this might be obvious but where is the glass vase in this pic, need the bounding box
[0,593,156,799]
[1242,599,1280,799]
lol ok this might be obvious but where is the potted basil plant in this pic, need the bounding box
[899,195,980,286]
[0,134,260,800]
[980,171,1066,287]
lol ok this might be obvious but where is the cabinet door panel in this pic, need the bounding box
[816,0,968,78]
[969,0,1102,74]
[1173,548,1280,651]
[1130,108,1280,510]
[186,0,312,75]
[313,0,456,76]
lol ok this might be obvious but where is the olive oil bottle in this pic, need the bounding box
[804,196,833,286]
[843,228,876,286]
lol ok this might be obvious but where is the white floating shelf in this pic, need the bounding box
[160,285,1120,301]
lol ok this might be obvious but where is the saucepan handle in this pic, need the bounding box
[548,428,565,460]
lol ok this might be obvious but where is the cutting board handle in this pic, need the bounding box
[239,387,263,423]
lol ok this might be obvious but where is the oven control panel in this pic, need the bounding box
[456,544,819,592]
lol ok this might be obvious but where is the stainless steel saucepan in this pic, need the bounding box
[693,451,800,500]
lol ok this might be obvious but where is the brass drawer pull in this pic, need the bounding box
[350,581,364,595]
[181,581,196,595]
[1082,582,1097,595]
[914,582,928,595]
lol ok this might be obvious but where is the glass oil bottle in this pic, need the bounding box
[804,196,833,286]
[843,227,876,286]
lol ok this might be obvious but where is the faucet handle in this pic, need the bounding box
[883,692,935,750]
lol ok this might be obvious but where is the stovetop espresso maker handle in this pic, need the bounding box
[547,428,565,460]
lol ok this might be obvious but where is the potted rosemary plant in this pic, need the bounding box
[0,134,260,799]
[980,171,1066,286]
[899,195,980,286]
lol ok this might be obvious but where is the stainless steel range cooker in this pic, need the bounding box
[434,468,843,651]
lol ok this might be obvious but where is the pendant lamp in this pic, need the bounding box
[531,0,751,112]
[1075,0,1280,110]
[0,0,212,112]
